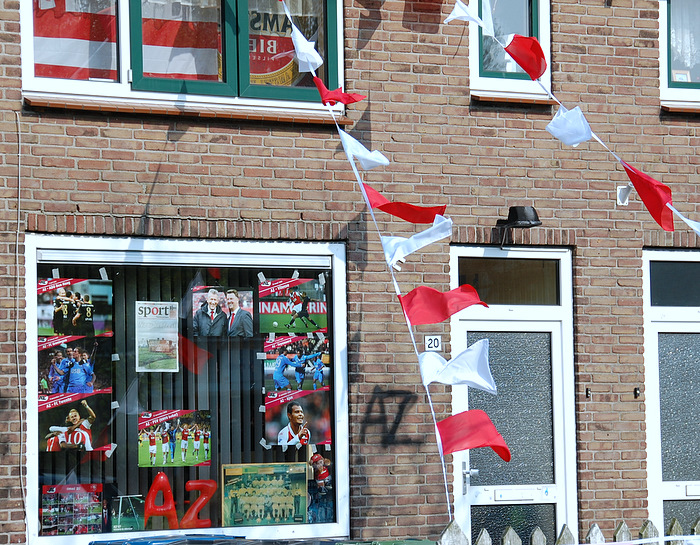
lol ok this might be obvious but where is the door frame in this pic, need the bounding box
[643,249,700,531]
[449,246,577,541]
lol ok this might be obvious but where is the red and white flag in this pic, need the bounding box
[621,161,674,231]
[399,284,487,325]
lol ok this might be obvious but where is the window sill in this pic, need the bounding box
[660,100,700,113]
[23,92,352,125]
[470,89,556,106]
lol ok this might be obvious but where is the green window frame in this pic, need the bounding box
[478,0,539,80]
[129,0,339,102]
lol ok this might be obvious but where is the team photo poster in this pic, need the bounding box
[137,410,212,467]
[221,463,307,527]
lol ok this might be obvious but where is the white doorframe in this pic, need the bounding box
[643,250,700,532]
[449,246,577,542]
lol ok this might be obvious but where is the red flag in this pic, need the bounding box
[363,183,447,224]
[504,35,547,80]
[437,409,511,461]
[621,162,674,231]
[313,77,366,106]
[399,284,487,325]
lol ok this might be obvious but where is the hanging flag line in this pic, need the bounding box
[445,1,700,234]
[279,0,512,520]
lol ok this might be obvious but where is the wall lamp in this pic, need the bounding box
[495,206,542,248]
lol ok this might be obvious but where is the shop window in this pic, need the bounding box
[26,235,348,543]
[23,0,340,111]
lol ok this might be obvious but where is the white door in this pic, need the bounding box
[644,251,700,533]
[450,247,577,544]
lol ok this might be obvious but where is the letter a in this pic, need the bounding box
[144,472,179,529]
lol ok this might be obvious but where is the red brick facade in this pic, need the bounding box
[1,0,698,542]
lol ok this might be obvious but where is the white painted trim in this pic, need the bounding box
[24,234,350,544]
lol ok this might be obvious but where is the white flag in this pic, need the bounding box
[546,105,592,147]
[445,0,494,37]
[667,203,700,237]
[281,0,324,73]
[339,129,390,170]
[419,339,496,394]
[381,215,453,269]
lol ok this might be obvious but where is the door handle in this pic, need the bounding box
[462,461,479,495]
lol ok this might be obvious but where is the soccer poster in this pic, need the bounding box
[191,286,254,338]
[40,483,103,536]
[258,278,327,334]
[221,463,307,526]
[135,301,179,373]
[264,389,331,447]
[263,337,331,394]
[37,278,113,341]
[38,278,114,398]
[137,410,211,467]
[39,391,113,454]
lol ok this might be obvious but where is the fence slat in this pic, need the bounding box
[586,524,606,544]
[555,524,576,545]
[615,522,632,542]
[530,526,546,545]
[503,527,522,545]
[475,528,492,545]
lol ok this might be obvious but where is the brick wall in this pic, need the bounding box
[2,0,700,542]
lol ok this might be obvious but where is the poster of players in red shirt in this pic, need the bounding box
[137,410,211,467]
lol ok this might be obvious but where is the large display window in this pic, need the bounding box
[25,235,349,544]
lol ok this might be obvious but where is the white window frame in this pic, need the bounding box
[19,0,345,118]
[24,234,350,545]
[468,0,552,103]
[449,245,577,542]
[643,249,700,531]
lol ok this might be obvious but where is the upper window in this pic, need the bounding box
[468,0,551,103]
[23,0,341,113]
[25,235,349,544]
[659,0,700,111]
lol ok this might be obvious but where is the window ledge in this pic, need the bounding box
[661,100,700,113]
[470,89,556,106]
[23,92,352,125]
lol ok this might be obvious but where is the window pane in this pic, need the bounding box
[658,333,700,482]
[467,331,554,486]
[141,0,222,81]
[650,261,700,306]
[37,262,338,536]
[458,257,560,305]
[33,0,118,81]
[482,0,531,74]
[471,504,556,545]
[248,0,322,88]
[669,0,700,84]
[663,500,700,533]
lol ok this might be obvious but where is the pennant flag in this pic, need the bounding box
[280,0,323,72]
[621,161,674,231]
[504,35,547,80]
[313,77,366,106]
[290,26,324,73]
[546,105,592,147]
[419,339,496,394]
[436,409,511,461]
[338,129,390,170]
[399,284,487,325]
[667,204,700,237]
[363,183,447,224]
[381,215,453,269]
[444,0,494,36]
